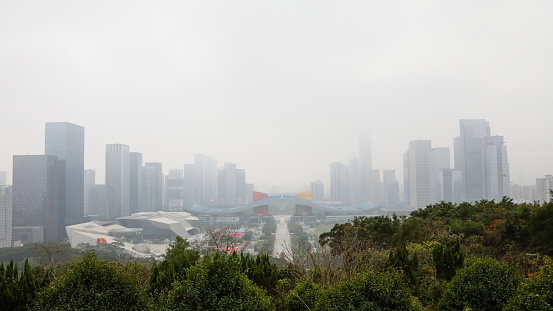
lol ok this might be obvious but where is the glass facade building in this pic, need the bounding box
[106,144,130,219]
[45,122,85,228]
[12,155,60,241]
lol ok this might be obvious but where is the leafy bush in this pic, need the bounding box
[314,271,414,311]
[504,262,553,311]
[162,253,274,311]
[437,259,522,311]
[284,279,322,311]
[32,252,147,311]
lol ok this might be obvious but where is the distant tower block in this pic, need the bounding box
[294,204,312,216]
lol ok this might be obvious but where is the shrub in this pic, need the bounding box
[437,259,522,311]
[162,253,274,311]
[314,271,414,311]
[504,263,553,311]
[284,279,322,311]
[32,252,147,311]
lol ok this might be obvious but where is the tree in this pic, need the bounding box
[504,260,553,311]
[314,271,414,311]
[437,259,522,311]
[32,252,147,311]
[432,239,464,281]
[147,236,200,297]
[0,258,40,311]
[162,252,274,311]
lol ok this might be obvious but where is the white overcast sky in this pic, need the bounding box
[1,1,552,191]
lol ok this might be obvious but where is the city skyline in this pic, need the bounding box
[1,1,553,190]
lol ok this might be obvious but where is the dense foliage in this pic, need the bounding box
[6,198,553,310]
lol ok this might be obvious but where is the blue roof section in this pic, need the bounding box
[190,195,376,215]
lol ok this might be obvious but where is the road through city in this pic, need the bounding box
[273,215,291,258]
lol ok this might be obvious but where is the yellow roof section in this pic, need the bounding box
[295,190,312,201]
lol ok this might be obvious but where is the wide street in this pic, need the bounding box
[273,215,291,258]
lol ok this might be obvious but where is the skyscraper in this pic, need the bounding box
[382,170,400,208]
[218,162,246,206]
[310,181,324,202]
[167,169,184,210]
[455,119,510,202]
[145,162,163,211]
[45,122,85,228]
[0,185,12,248]
[129,152,143,215]
[330,162,350,204]
[429,147,450,202]
[105,144,130,219]
[456,119,490,202]
[359,133,372,203]
[13,155,59,241]
[194,154,217,205]
[407,140,432,209]
[0,171,6,185]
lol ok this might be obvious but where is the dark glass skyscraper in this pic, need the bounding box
[13,155,59,241]
[45,122,85,229]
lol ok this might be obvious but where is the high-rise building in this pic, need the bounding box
[429,147,450,202]
[440,169,462,203]
[145,162,163,211]
[349,157,362,204]
[310,181,324,202]
[83,169,106,217]
[105,144,130,219]
[218,162,246,206]
[536,175,553,203]
[167,169,184,210]
[455,119,510,202]
[129,152,143,215]
[194,154,217,205]
[484,135,510,200]
[13,155,59,241]
[359,133,372,203]
[0,171,6,185]
[370,169,383,206]
[139,166,156,212]
[182,164,196,208]
[0,185,12,248]
[407,140,432,209]
[45,122,85,228]
[330,162,350,204]
[383,170,400,208]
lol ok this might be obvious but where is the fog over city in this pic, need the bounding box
[1,1,552,191]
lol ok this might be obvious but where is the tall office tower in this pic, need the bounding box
[349,157,362,204]
[407,140,432,210]
[455,119,491,202]
[105,144,130,219]
[167,169,184,210]
[13,155,59,241]
[0,171,6,185]
[510,184,535,203]
[84,170,95,216]
[536,175,553,203]
[403,152,410,203]
[45,122,85,228]
[129,152,143,215]
[194,154,217,205]
[145,162,163,211]
[139,166,156,212]
[330,162,351,204]
[359,133,372,203]
[429,147,451,202]
[310,181,324,202]
[484,135,510,200]
[182,164,196,208]
[370,170,383,206]
[455,119,511,201]
[440,169,462,203]
[217,163,246,206]
[383,170,400,208]
[0,185,12,248]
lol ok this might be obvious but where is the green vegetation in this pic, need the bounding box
[5,198,553,310]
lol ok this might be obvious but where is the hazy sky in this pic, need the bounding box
[1,1,552,191]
